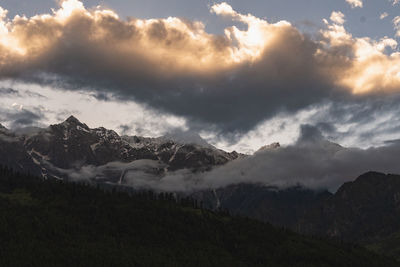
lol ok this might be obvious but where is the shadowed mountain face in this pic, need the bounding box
[298,172,400,239]
[297,172,400,259]
[0,116,240,181]
[192,184,333,229]
[24,116,158,169]
[2,117,400,260]
[194,172,400,236]
[1,167,397,267]
[0,124,41,175]
[191,172,400,260]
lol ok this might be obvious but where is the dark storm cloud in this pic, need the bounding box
[118,124,131,135]
[0,107,46,129]
[0,1,399,134]
[296,124,325,143]
[0,87,46,99]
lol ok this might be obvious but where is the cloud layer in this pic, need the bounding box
[197,125,400,191]
[58,125,400,192]
[0,1,400,134]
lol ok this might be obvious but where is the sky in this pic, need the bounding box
[2,0,399,38]
[1,0,400,154]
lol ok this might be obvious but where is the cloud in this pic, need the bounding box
[320,19,400,94]
[0,87,18,96]
[393,16,400,37]
[391,0,400,6]
[0,86,46,98]
[330,11,345,25]
[345,0,363,8]
[380,12,389,20]
[56,124,400,193]
[54,159,165,184]
[118,124,131,136]
[0,1,335,132]
[309,97,400,147]
[171,125,400,192]
[0,1,399,134]
[0,105,46,129]
[201,127,400,192]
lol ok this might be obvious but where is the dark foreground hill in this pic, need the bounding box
[0,167,396,267]
[194,172,400,261]
[298,172,400,260]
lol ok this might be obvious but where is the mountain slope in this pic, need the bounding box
[0,116,240,182]
[0,124,41,175]
[0,167,396,267]
[192,184,332,229]
[2,117,400,260]
[298,172,400,259]
[192,172,400,260]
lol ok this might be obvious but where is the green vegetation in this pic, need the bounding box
[0,166,396,267]
[366,230,400,261]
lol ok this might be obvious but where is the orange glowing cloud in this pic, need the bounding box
[0,0,310,76]
[320,12,400,94]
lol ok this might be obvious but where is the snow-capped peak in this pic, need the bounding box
[161,130,213,148]
[62,115,89,130]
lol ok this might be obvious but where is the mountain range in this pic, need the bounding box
[0,116,240,181]
[1,116,400,260]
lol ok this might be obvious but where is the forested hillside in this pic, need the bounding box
[0,166,396,267]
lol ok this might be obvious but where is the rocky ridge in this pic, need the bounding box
[0,116,241,181]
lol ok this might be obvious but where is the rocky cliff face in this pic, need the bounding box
[0,116,241,181]
[0,123,41,175]
[191,171,400,260]
[192,184,332,229]
[298,172,400,242]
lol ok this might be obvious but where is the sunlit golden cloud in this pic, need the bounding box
[1,0,399,93]
[0,0,296,76]
[329,11,345,25]
[321,15,400,94]
[210,2,293,62]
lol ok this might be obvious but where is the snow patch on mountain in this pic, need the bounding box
[1,116,240,184]
[161,130,213,148]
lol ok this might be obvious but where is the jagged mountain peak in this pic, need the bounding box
[355,171,386,181]
[62,115,89,129]
[161,130,212,148]
[7,117,240,177]
[336,171,398,193]
[66,115,80,123]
